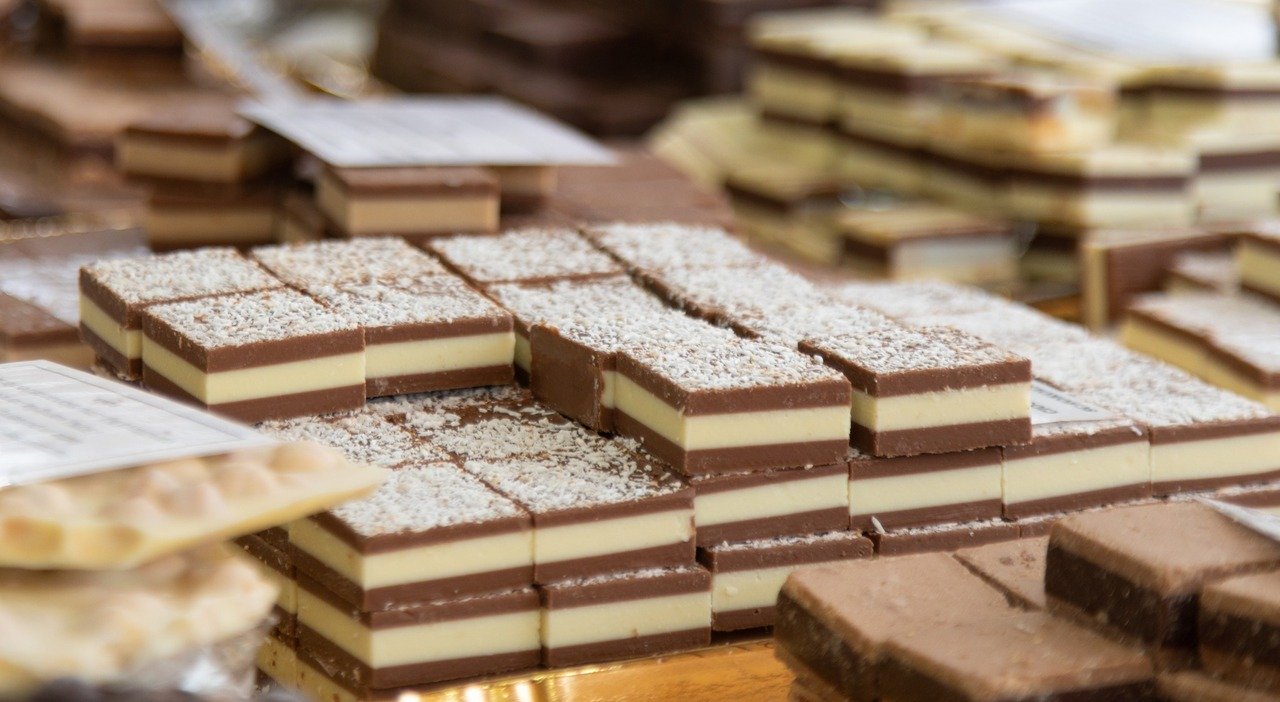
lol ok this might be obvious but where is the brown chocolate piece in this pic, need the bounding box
[1157,671,1280,702]
[1199,570,1280,692]
[692,463,849,545]
[955,537,1048,610]
[0,292,77,349]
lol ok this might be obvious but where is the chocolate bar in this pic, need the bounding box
[290,461,533,612]
[774,552,1013,700]
[1045,501,1280,652]
[78,247,282,379]
[871,518,1021,556]
[1157,672,1279,702]
[315,166,499,242]
[1199,570,1280,692]
[143,181,282,251]
[1241,224,1280,304]
[1166,249,1239,294]
[1002,417,1150,519]
[837,203,1018,285]
[1121,291,1280,384]
[877,611,1155,701]
[693,462,848,545]
[615,331,853,473]
[801,326,1031,457]
[140,288,366,422]
[849,447,1003,531]
[250,237,449,292]
[309,279,515,397]
[1192,131,1280,220]
[118,105,291,183]
[931,72,1116,153]
[427,228,622,285]
[0,292,90,366]
[540,565,712,667]
[698,531,872,631]
[237,533,299,685]
[296,575,540,690]
[954,536,1048,610]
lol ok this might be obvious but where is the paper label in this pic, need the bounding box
[0,361,275,488]
[238,97,615,168]
[1203,499,1280,545]
[1030,380,1118,426]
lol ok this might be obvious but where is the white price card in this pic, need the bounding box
[238,97,616,168]
[1030,380,1119,426]
[1203,499,1280,545]
[0,361,275,488]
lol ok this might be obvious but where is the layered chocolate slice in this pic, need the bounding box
[296,575,540,690]
[871,518,1021,556]
[0,292,89,367]
[236,533,299,686]
[118,105,291,183]
[931,72,1115,153]
[290,462,532,612]
[427,228,622,285]
[78,247,282,379]
[837,203,1018,286]
[692,462,849,546]
[774,553,1013,700]
[140,288,365,422]
[615,334,852,474]
[1199,570,1280,692]
[633,260,821,329]
[802,326,1031,457]
[143,181,282,251]
[954,536,1048,611]
[1045,502,1280,652]
[699,532,872,631]
[315,165,499,242]
[848,447,1002,531]
[1241,225,1280,304]
[250,237,450,292]
[724,166,845,264]
[540,565,711,667]
[309,279,515,397]
[878,612,1155,702]
[1203,333,1280,412]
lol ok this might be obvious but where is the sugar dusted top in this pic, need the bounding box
[808,325,1025,374]
[740,302,899,345]
[251,238,448,289]
[462,451,687,513]
[710,530,867,552]
[626,335,847,392]
[310,278,509,328]
[145,288,357,349]
[487,277,666,327]
[653,262,819,318]
[586,222,762,271]
[82,247,280,307]
[830,280,1005,321]
[257,413,437,467]
[1088,375,1274,427]
[329,462,525,538]
[1168,250,1238,291]
[428,229,622,284]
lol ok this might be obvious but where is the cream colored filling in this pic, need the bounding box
[749,64,840,124]
[1120,318,1206,378]
[366,332,513,380]
[1152,430,1280,486]
[602,370,618,409]
[80,296,139,359]
[1240,241,1280,298]
[1199,356,1280,410]
[850,462,1001,516]
[1197,172,1280,219]
[316,177,498,235]
[1144,96,1280,144]
[298,587,539,667]
[1003,440,1149,505]
[142,338,364,404]
[892,238,1019,284]
[514,333,531,372]
[290,518,532,589]
[756,120,841,173]
[541,591,710,648]
[1003,185,1194,228]
[535,509,692,565]
[614,375,851,451]
[255,634,297,687]
[145,208,276,241]
[851,383,1029,433]
[711,562,847,613]
[695,473,847,527]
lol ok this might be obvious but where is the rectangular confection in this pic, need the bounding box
[309,279,514,397]
[878,612,1155,701]
[954,536,1048,611]
[801,326,1031,457]
[1120,292,1273,379]
[0,292,90,367]
[1138,65,1280,143]
[698,532,872,631]
[1045,502,1280,651]
[289,462,533,612]
[250,237,450,292]
[237,533,298,641]
[1001,418,1151,519]
[871,518,1021,556]
[774,552,1013,700]
[140,288,365,422]
[296,576,540,690]
[692,463,849,546]
[78,247,282,379]
[724,167,845,263]
[615,334,853,474]
[631,260,820,329]
[1240,227,1280,303]
[426,228,622,285]
[1199,570,1280,692]
[539,565,711,667]
[829,279,1007,321]
[1193,132,1280,220]
[1202,333,1280,411]
[837,204,1018,285]
[849,448,1002,531]
[930,72,1115,153]
[315,166,499,240]
[118,105,291,183]
[144,182,282,251]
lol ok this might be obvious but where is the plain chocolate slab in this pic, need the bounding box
[954,537,1048,610]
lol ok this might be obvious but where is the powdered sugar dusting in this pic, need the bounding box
[329,462,525,537]
[1168,251,1238,292]
[463,453,688,512]
[650,262,819,319]
[807,325,1025,374]
[546,564,704,589]
[709,531,867,552]
[144,289,357,348]
[251,238,448,289]
[429,229,623,284]
[486,277,666,328]
[586,222,762,271]
[625,334,848,391]
[257,413,446,466]
[829,280,1006,320]
[309,278,509,328]
[82,248,281,307]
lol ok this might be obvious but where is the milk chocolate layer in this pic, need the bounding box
[541,566,709,609]
[534,539,695,584]
[312,511,530,554]
[800,344,1030,397]
[1004,484,1153,520]
[872,521,1020,556]
[713,607,775,632]
[80,324,141,378]
[144,318,363,372]
[698,508,850,546]
[366,365,514,398]
[697,535,873,574]
[1154,468,1280,496]
[1200,611,1280,671]
[1003,426,1147,460]
[853,500,1004,532]
[852,418,1031,458]
[144,370,365,423]
[775,590,868,699]
[850,448,999,479]
[542,628,710,668]
[616,411,851,474]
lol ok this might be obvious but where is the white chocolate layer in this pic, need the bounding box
[366,332,513,380]
[290,518,532,590]
[695,473,848,527]
[889,237,1020,285]
[1199,356,1280,411]
[514,333,531,373]
[850,462,1001,516]
[851,383,1030,433]
[1003,440,1149,506]
[1152,430,1280,487]
[1121,318,1205,377]
[614,375,850,451]
[1003,185,1194,228]
[298,587,539,667]
[1196,171,1280,220]
[255,634,298,687]
[1241,240,1280,299]
[317,179,497,235]
[142,338,364,404]
[535,509,692,566]
[711,562,848,614]
[80,296,140,359]
[541,591,710,649]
